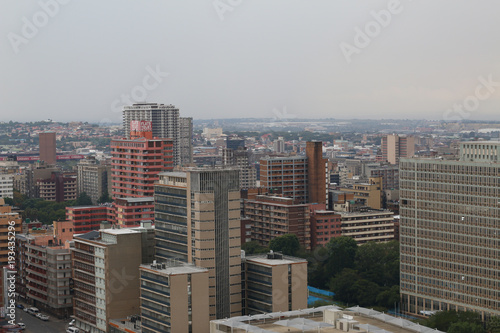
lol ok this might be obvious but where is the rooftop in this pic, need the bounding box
[212,305,443,333]
[140,261,208,275]
[245,252,307,266]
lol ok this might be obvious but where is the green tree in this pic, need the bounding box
[76,192,93,206]
[375,285,399,308]
[324,236,358,278]
[448,322,485,333]
[98,191,112,204]
[353,279,380,307]
[269,234,300,256]
[487,316,500,333]
[329,268,360,305]
[355,241,399,287]
[424,310,482,332]
[241,241,268,255]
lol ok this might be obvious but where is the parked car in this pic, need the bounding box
[16,304,24,309]
[27,307,39,315]
[36,313,49,321]
[17,323,26,330]
[69,319,76,326]
[23,307,28,312]
[67,327,80,333]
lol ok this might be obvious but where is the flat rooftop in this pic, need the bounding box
[212,306,443,333]
[245,253,307,266]
[140,262,207,275]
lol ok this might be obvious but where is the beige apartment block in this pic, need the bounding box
[140,261,209,333]
[72,228,143,333]
[400,141,500,319]
[242,252,308,314]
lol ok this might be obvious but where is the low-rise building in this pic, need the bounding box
[338,210,395,245]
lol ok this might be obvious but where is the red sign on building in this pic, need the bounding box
[130,120,153,139]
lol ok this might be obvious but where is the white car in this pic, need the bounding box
[17,323,26,330]
[67,327,80,333]
[36,313,49,321]
[69,319,76,326]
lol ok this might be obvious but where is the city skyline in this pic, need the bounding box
[1,1,499,123]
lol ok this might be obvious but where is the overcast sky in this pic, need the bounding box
[1,0,499,123]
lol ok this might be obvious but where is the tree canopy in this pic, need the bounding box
[269,234,300,256]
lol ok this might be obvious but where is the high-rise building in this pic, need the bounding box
[0,174,13,199]
[122,103,181,165]
[0,199,22,268]
[242,252,308,314]
[260,141,328,204]
[400,141,500,319]
[244,195,311,250]
[77,156,112,204]
[306,141,328,204]
[37,172,77,202]
[180,117,193,165]
[140,261,209,333]
[39,132,57,165]
[273,137,285,153]
[154,169,242,319]
[381,134,415,164]
[72,228,144,333]
[222,147,256,189]
[111,137,174,199]
[16,161,59,198]
[16,221,74,318]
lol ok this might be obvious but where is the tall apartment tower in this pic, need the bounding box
[260,141,328,204]
[273,137,285,153]
[381,134,415,164]
[77,156,112,204]
[180,117,193,165]
[154,169,242,319]
[110,137,174,199]
[400,141,499,319]
[0,199,22,268]
[122,103,181,165]
[39,132,57,165]
[72,228,143,333]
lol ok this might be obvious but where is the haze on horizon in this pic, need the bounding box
[1,0,499,124]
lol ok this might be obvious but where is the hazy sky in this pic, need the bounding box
[1,0,499,123]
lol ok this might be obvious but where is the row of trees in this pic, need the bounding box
[4,190,111,224]
[420,310,500,333]
[242,234,400,310]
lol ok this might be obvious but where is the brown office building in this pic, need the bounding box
[400,141,500,319]
[39,132,57,165]
[154,169,242,320]
[260,141,328,205]
[381,134,415,165]
[72,228,144,333]
[243,195,311,250]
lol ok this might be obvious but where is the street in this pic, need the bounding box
[15,308,69,333]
